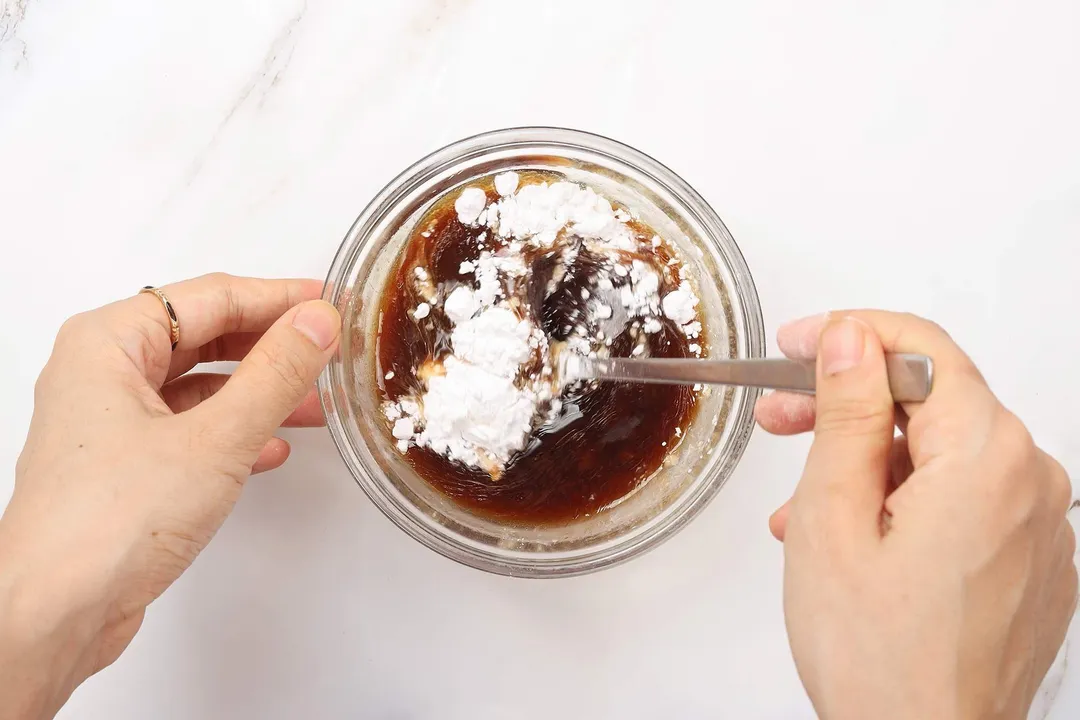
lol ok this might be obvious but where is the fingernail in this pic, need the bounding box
[292,301,341,350]
[820,318,866,375]
[777,313,830,360]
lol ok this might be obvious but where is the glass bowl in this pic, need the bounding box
[319,127,764,577]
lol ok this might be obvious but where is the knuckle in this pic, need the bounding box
[980,410,1043,510]
[56,312,94,346]
[203,271,235,284]
[219,277,244,333]
[996,410,1038,468]
[887,312,947,348]
[917,315,950,340]
[201,272,245,333]
[1045,454,1074,517]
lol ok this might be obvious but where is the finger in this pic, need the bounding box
[196,300,340,453]
[116,274,323,383]
[756,393,911,438]
[792,317,895,545]
[778,310,995,468]
[162,373,230,413]
[755,392,816,435]
[777,313,829,361]
[252,437,291,474]
[769,502,790,542]
[276,388,326,428]
[778,310,984,397]
[770,437,912,544]
[888,434,914,493]
[165,331,264,382]
[894,405,910,436]
[162,373,325,426]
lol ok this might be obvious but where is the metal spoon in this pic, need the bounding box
[559,353,934,402]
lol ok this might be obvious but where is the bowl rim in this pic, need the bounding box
[318,126,765,578]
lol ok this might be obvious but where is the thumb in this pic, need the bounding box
[202,300,341,448]
[794,317,895,543]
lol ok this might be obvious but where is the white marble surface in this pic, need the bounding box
[2,1,1079,717]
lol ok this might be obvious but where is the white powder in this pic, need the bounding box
[455,187,488,226]
[617,259,661,318]
[494,171,519,197]
[414,303,431,320]
[451,307,533,377]
[662,283,699,326]
[474,252,502,307]
[392,418,415,441]
[417,358,536,469]
[491,181,634,248]
[459,260,475,274]
[398,285,542,472]
[444,286,480,323]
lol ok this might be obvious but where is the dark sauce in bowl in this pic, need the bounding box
[375,172,702,525]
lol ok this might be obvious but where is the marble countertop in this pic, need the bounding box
[2,1,1078,717]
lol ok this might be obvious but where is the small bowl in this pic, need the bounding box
[319,127,764,577]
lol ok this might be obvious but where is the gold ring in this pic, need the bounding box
[139,286,181,350]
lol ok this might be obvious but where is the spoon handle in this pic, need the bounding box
[574,354,934,402]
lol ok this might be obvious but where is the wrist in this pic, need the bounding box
[0,521,109,719]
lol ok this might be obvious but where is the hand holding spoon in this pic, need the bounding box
[559,353,934,402]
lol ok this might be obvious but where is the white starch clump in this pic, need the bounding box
[662,282,700,328]
[451,307,534,377]
[444,286,481,324]
[455,187,488,225]
[419,358,537,470]
[494,171,519,197]
[491,182,635,249]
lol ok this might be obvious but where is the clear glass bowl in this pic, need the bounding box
[319,127,764,577]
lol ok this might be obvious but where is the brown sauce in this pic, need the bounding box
[374,173,702,525]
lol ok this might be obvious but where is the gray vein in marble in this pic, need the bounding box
[0,0,26,45]
[180,0,308,188]
[0,0,29,69]
[311,0,475,160]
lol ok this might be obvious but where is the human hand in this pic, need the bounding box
[0,273,341,720]
[756,312,1077,720]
